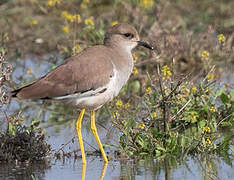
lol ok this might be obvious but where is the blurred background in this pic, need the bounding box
[0,0,233,179]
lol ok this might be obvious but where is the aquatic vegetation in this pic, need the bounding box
[110,59,233,160]
[0,116,51,162]
[0,51,51,163]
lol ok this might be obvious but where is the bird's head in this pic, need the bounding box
[104,23,153,52]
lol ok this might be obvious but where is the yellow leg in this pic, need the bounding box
[90,110,108,163]
[99,162,108,180]
[81,162,86,180]
[76,108,86,165]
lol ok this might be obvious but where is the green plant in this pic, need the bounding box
[110,62,233,160]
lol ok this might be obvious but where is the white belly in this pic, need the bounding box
[56,65,132,110]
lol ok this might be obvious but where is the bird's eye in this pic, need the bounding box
[123,33,134,38]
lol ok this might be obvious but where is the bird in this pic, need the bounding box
[11,23,154,165]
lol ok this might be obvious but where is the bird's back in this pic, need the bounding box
[12,45,115,100]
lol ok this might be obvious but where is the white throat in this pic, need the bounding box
[124,43,137,54]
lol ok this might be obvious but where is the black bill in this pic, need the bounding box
[137,41,154,50]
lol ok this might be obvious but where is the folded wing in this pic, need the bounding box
[12,46,114,99]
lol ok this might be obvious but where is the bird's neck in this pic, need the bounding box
[106,45,134,82]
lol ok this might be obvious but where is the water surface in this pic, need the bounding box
[0,57,233,180]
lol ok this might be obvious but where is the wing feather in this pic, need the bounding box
[13,46,114,99]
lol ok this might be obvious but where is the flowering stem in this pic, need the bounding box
[157,63,169,133]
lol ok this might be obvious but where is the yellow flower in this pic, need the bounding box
[207,73,214,81]
[204,89,210,96]
[181,85,190,96]
[72,44,82,56]
[3,33,9,42]
[138,122,145,129]
[132,66,139,75]
[202,126,211,133]
[169,132,176,137]
[162,86,168,91]
[80,2,87,9]
[62,25,69,33]
[201,50,210,60]
[66,14,74,22]
[111,21,118,26]
[29,19,38,27]
[46,0,54,6]
[190,112,198,122]
[116,99,123,107]
[61,11,69,18]
[209,106,216,112]
[46,0,60,7]
[85,18,94,29]
[26,68,32,75]
[80,0,90,8]
[145,87,152,94]
[140,0,154,8]
[152,112,157,118]
[85,19,94,26]
[206,138,211,145]
[208,162,212,170]
[124,103,130,109]
[133,53,138,63]
[218,34,226,44]
[73,14,82,23]
[177,95,186,102]
[161,65,172,79]
[112,110,119,118]
[61,12,82,23]
[191,87,197,93]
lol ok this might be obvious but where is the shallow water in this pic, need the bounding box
[0,57,233,180]
[1,125,233,180]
